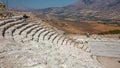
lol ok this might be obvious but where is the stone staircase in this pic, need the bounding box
[0,16,90,53]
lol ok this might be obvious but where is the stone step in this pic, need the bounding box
[53,35,63,45]
[37,29,48,42]
[57,36,65,45]
[0,18,23,28]
[39,30,51,41]
[33,28,46,41]
[27,27,42,38]
[12,22,35,40]
[0,19,15,27]
[11,22,28,36]
[44,31,56,41]
[26,26,40,37]
[43,31,52,41]
[1,20,24,38]
[19,23,38,35]
[21,25,40,38]
[31,27,44,40]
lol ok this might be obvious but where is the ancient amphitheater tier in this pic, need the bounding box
[0,16,105,68]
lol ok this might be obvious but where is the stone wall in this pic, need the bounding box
[0,2,6,12]
[0,2,13,20]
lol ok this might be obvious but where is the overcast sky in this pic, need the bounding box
[0,0,79,9]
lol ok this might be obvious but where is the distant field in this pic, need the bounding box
[44,19,120,35]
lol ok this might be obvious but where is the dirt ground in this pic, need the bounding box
[98,56,120,68]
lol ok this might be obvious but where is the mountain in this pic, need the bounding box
[70,0,119,10]
[34,0,120,21]
[9,6,35,12]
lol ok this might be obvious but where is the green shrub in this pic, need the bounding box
[99,30,120,35]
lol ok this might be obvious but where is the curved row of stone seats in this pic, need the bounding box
[21,24,40,37]
[21,23,49,42]
[1,20,25,40]
[56,35,66,45]
[0,19,15,28]
[2,20,25,37]
[11,20,34,34]
[34,24,90,52]
[12,24,36,42]
[31,27,44,40]
[0,19,24,30]
[0,16,24,29]
[33,28,47,41]
[0,17,91,53]
[26,26,40,36]
[11,22,29,41]
[2,21,28,41]
[43,31,52,40]
[39,30,50,40]
[53,34,63,45]
[0,19,24,37]
[48,33,58,43]
[13,23,39,42]
[38,29,52,42]
[43,31,56,41]
[26,27,41,40]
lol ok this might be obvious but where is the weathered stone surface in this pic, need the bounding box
[0,38,104,68]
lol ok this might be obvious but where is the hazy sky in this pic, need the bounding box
[0,0,79,9]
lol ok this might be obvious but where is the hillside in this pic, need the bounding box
[32,0,120,34]
[67,0,120,20]
[34,0,120,21]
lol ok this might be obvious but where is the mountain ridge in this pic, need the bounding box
[34,0,120,21]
